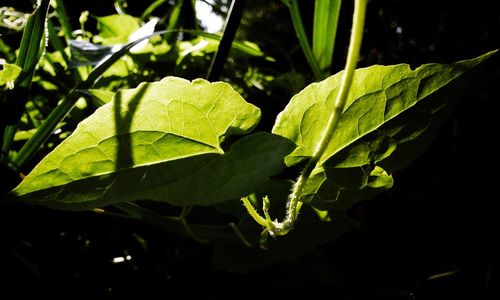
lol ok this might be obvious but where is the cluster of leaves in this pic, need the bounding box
[1,0,497,273]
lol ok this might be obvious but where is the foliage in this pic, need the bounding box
[1,0,498,282]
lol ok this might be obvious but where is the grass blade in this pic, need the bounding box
[285,0,322,81]
[1,0,50,163]
[15,0,50,88]
[141,0,169,20]
[47,19,70,66]
[313,0,341,77]
[165,0,183,42]
[53,0,73,40]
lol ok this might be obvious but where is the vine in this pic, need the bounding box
[242,0,368,237]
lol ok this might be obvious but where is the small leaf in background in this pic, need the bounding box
[273,50,497,209]
[94,14,141,45]
[0,63,22,87]
[10,77,288,210]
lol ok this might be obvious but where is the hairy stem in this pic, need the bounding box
[243,0,367,236]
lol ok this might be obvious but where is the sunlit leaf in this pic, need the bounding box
[273,50,497,209]
[11,77,294,210]
[94,14,141,45]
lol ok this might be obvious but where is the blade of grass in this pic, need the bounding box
[16,0,50,88]
[313,0,341,77]
[1,0,50,164]
[165,0,183,42]
[283,0,322,81]
[141,0,169,20]
[207,0,247,81]
[53,0,73,40]
[47,19,70,66]
[47,18,82,82]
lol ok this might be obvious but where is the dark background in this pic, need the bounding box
[1,0,498,298]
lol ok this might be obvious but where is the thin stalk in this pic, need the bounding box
[241,196,268,227]
[207,0,247,81]
[244,0,367,236]
[287,0,323,80]
[141,0,168,20]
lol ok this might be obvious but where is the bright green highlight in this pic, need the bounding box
[0,64,22,87]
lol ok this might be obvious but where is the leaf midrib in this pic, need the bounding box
[318,70,458,166]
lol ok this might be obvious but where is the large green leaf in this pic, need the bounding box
[10,77,295,210]
[273,50,497,209]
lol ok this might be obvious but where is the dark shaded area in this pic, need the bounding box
[1,0,499,298]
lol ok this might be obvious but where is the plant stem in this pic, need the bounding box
[207,0,247,81]
[243,0,367,236]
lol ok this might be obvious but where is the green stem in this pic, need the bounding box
[207,0,247,81]
[244,0,367,236]
[287,0,323,80]
[241,196,268,227]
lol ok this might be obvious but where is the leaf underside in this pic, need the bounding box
[12,77,294,210]
[273,50,497,210]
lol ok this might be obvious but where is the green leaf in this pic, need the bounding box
[94,14,141,45]
[273,50,497,209]
[13,31,165,168]
[11,77,294,210]
[0,63,22,86]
